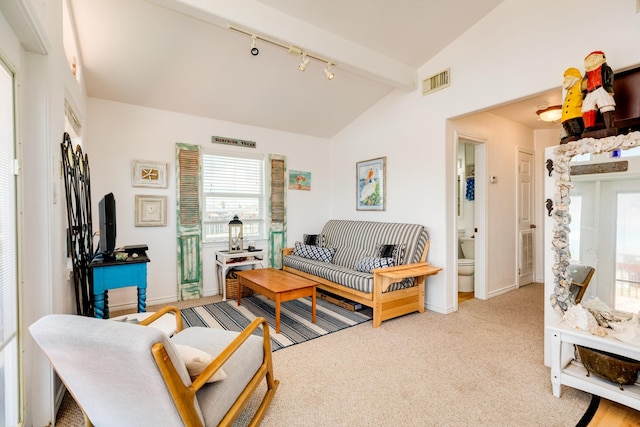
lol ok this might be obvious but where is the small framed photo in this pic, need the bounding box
[132,160,168,188]
[135,195,167,227]
[356,157,386,211]
[288,170,311,191]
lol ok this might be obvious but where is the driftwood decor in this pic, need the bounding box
[61,132,94,316]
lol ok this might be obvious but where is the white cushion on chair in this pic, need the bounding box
[171,327,265,426]
[29,314,195,426]
[175,344,227,383]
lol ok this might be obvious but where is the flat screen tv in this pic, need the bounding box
[98,192,116,258]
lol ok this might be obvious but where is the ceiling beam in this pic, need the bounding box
[147,0,417,90]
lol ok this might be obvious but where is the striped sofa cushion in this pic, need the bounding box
[283,254,413,293]
[283,220,429,294]
[322,220,428,269]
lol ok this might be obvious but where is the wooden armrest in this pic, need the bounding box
[372,262,441,278]
[138,306,184,333]
[373,262,442,292]
[191,317,272,391]
[282,247,294,256]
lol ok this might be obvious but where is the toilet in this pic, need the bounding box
[458,236,475,292]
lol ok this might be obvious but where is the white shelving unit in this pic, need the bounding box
[548,322,640,410]
[214,249,265,301]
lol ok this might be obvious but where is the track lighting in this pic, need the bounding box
[324,63,335,80]
[299,54,310,72]
[250,35,259,56]
[230,26,336,81]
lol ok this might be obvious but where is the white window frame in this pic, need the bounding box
[202,150,267,244]
[0,55,20,427]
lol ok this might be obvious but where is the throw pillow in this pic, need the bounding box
[354,256,395,273]
[376,243,405,266]
[175,344,227,383]
[303,234,323,246]
[292,241,336,263]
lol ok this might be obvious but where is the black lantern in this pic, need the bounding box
[228,215,244,253]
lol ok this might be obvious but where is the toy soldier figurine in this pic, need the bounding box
[561,67,584,144]
[581,50,617,138]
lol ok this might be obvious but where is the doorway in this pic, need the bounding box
[455,136,487,306]
[517,149,535,287]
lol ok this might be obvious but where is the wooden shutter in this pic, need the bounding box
[176,143,203,300]
[268,155,286,268]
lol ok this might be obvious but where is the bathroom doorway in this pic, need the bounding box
[456,136,487,306]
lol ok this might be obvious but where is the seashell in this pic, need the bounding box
[590,326,608,337]
[564,304,598,331]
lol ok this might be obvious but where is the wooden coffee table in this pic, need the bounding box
[236,268,317,334]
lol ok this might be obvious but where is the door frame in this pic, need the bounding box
[454,133,487,307]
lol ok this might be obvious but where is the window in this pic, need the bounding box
[0,58,19,427]
[202,152,266,243]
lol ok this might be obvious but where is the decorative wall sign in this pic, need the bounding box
[288,170,311,190]
[135,195,167,226]
[211,135,256,149]
[356,157,386,211]
[132,160,168,188]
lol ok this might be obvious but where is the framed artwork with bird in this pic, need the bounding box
[356,156,386,211]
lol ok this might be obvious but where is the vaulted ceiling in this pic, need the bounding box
[68,0,560,138]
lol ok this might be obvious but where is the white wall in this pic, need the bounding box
[329,0,640,314]
[85,98,331,309]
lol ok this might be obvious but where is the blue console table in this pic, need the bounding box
[90,256,150,319]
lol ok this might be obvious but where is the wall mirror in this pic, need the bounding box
[550,131,640,314]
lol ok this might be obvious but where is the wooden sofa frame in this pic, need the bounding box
[283,242,442,327]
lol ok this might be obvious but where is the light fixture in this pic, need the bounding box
[536,105,562,123]
[298,54,309,71]
[229,26,336,81]
[324,63,335,80]
[250,35,259,56]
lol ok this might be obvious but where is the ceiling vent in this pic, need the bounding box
[422,68,450,96]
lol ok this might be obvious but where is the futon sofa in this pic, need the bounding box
[282,220,441,327]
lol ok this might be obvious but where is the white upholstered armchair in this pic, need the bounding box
[29,307,279,426]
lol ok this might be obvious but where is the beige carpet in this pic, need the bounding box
[56,284,590,426]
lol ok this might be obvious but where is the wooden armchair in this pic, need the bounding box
[29,306,279,427]
[568,264,596,304]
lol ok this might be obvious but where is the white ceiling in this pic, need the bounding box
[68,0,560,138]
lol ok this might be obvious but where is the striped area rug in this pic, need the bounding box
[180,295,371,351]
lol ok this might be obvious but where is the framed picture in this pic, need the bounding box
[132,160,168,188]
[356,157,386,211]
[288,170,311,191]
[135,195,167,227]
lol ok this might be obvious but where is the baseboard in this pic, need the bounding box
[107,289,221,312]
[486,284,517,299]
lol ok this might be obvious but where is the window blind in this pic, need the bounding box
[202,153,266,243]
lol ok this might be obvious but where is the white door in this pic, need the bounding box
[517,150,535,286]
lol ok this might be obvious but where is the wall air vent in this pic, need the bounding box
[422,68,450,96]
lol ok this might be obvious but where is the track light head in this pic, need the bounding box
[324,63,335,80]
[250,36,259,56]
[299,54,310,71]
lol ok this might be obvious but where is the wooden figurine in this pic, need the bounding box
[561,67,584,144]
[581,50,618,138]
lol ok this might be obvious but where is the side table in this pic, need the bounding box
[90,256,150,319]
[215,249,265,301]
